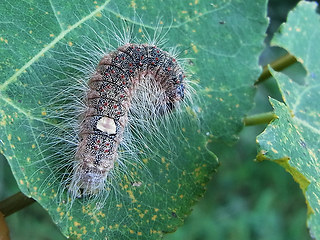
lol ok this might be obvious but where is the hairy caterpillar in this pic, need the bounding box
[71,43,186,198]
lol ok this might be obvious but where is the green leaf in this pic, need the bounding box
[0,0,267,239]
[257,2,320,238]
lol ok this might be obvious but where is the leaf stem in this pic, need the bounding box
[256,54,297,84]
[0,192,35,217]
[244,112,277,126]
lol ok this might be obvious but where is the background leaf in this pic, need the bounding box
[0,0,267,239]
[257,1,320,238]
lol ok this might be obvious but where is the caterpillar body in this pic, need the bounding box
[71,43,186,197]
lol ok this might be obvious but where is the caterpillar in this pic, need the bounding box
[70,43,186,198]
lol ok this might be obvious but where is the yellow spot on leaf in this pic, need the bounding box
[0,114,7,126]
[49,33,54,37]
[116,203,122,208]
[19,179,24,185]
[130,0,137,8]
[191,43,198,53]
[97,211,105,217]
[271,147,278,154]
[32,144,36,149]
[166,163,170,171]
[152,215,157,221]
[74,221,81,227]
[41,111,46,116]
[308,149,316,159]
[7,134,11,141]
[127,190,137,203]
[68,41,73,46]
[143,158,149,164]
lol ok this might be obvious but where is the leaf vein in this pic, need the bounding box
[49,0,63,31]
[0,0,111,91]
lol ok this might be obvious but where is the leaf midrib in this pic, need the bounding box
[0,0,111,92]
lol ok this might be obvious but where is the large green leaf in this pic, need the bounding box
[257,1,320,238]
[0,0,267,239]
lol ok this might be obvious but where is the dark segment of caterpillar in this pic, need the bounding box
[69,43,185,197]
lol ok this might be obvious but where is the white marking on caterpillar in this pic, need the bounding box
[97,117,117,134]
